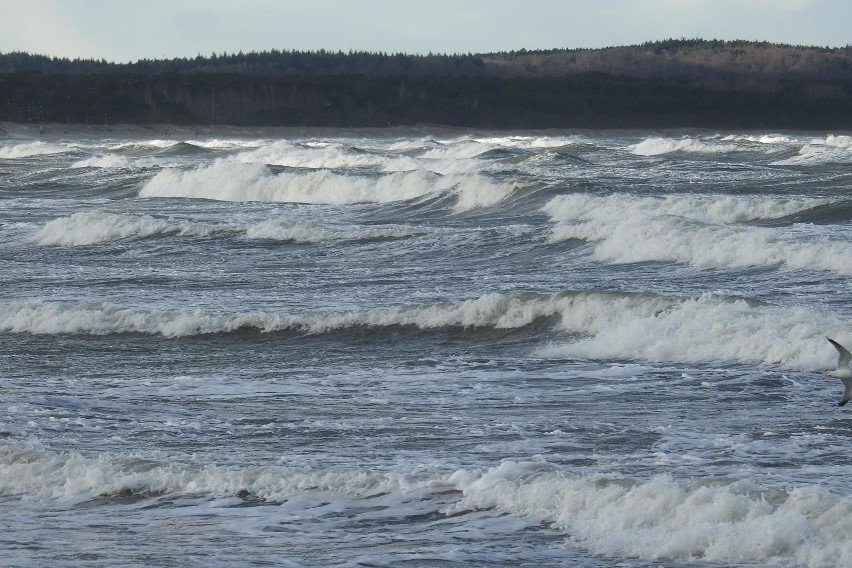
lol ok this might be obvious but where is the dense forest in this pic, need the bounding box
[2,39,852,129]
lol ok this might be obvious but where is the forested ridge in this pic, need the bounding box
[2,39,852,129]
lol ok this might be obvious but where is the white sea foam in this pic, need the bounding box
[139,159,516,211]
[452,176,516,211]
[181,138,265,151]
[542,292,841,369]
[386,137,441,151]
[720,133,802,147]
[110,139,177,151]
[236,140,420,172]
[29,210,216,246]
[824,134,852,150]
[544,194,850,275]
[772,137,852,165]
[29,210,420,247]
[141,160,434,203]
[71,155,138,169]
[0,441,420,504]
[450,460,852,568]
[388,138,503,176]
[4,440,850,567]
[546,193,823,225]
[1,291,845,370]
[420,139,498,160]
[631,136,740,156]
[473,135,585,149]
[0,292,561,338]
[0,141,68,159]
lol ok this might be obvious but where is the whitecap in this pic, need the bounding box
[449,460,852,568]
[30,210,215,246]
[139,159,517,211]
[544,194,850,275]
[0,141,68,159]
[631,136,740,156]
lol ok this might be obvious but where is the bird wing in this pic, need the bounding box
[841,378,852,406]
[827,337,852,369]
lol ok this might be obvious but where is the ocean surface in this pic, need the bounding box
[2,124,852,567]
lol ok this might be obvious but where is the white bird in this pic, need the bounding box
[826,338,852,406]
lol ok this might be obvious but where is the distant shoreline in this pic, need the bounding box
[1,121,846,141]
[0,121,479,140]
[3,40,852,131]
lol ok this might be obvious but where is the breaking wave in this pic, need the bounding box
[0,441,417,504]
[235,140,420,171]
[772,137,852,166]
[26,210,424,247]
[0,292,562,339]
[544,194,850,274]
[71,154,143,169]
[451,460,852,568]
[546,193,826,224]
[4,441,852,568]
[538,291,841,369]
[0,141,69,159]
[631,136,741,156]
[29,210,217,246]
[139,159,517,211]
[1,291,845,370]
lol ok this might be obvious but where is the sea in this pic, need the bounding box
[1,123,852,567]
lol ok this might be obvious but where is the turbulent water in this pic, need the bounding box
[2,125,852,567]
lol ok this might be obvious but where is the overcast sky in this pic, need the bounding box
[1,0,850,62]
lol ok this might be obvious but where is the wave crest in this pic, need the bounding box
[544,194,850,274]
[542,292,837,369]
[631,136,740,156]
[30,210,215,246]
[450,460,852,567]
[0,441,413,503]
[139,159,516,211]
[0,292,560,338]
[0,141,68,159]
[2,291,846,369]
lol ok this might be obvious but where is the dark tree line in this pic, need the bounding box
[0,49,488,78]
[2,40,852,129]
[4,39,852,80]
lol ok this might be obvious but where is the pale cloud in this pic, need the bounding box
[640,0,818,12]
[0,0,848,60]
[0,0,103,57]
[741,0,819,11]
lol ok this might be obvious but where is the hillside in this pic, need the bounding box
[1,40,851,129]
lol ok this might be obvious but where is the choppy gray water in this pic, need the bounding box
[2,125,852,567]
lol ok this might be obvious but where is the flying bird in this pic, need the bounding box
[826,338,852,406]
